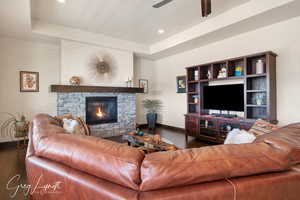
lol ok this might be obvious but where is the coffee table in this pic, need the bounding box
[123,132,179,153]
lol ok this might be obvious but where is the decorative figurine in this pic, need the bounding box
[217,66,227,79]
[194,96,199,103]
[235,66,243,76]
[207,70,212,79]
[69,76,81,86]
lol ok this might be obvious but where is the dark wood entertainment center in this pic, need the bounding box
[185,51,277,144]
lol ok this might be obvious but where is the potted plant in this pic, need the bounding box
[142,99,162,130]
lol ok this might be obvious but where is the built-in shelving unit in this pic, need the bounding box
[185,51,277,144]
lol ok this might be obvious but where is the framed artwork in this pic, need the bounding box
[20,71,39,92]
[176,76,187,93]
[139,79,148,93]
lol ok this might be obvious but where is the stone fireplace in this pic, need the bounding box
[57,92,137,138]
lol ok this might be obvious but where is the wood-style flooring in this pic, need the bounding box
[0,127,213,200]
[0,143,27,200]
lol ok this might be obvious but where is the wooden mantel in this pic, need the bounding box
[50,85,144,93]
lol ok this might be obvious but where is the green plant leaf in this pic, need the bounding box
[142,99,162,114]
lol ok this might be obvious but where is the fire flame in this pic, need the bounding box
[96,107,104,118]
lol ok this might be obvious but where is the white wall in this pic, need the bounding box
[61,40,134,87]
[0,37,60,141]
[134,57,156,124]
[138,16,300,127]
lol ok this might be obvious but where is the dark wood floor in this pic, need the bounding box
[0,143,27,200]
[0,127,212,200]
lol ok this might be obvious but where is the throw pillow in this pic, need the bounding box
[62,118,83,135]
[248,119,279,136]
[224,129,256,144]
[53,114,74,127]
[55,114,90,136]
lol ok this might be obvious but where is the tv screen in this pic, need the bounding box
[203,84,244,112]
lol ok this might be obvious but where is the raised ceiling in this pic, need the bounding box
[31,0,249,44]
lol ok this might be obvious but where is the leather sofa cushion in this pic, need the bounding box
[255,123,300,165]
[140,142,292,191]
[32,114,145,190]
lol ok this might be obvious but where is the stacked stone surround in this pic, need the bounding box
[57,93,136,138]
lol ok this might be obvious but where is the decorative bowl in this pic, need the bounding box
[69,76,81,86]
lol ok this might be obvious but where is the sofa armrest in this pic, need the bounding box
[255,123,300,165]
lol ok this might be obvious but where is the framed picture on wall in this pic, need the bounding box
[176,75,187,93]
[139,79,148,93]
[20,71,39,92]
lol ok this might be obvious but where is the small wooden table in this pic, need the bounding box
[123,132,179,153]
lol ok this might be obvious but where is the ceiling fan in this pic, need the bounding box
[153,0,212,17]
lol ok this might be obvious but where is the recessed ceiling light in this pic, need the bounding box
[57,0,66,4]
[158,29,165,34]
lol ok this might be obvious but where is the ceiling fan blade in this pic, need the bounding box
[201,0,212,17]
[153,0,174,8]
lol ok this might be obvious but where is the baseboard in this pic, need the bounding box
[137,123,185,133]
[0,140,28,148]
[136,123,148,129]
[157,123,185,133]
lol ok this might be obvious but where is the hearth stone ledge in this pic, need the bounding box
[57,92,136,138]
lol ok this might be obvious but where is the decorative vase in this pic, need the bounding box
[256,98,263,105]
[15,121,28,138]
[146,113,157,130]
[207,70,212,79]
[69,76,81,86]
[256,60,264,74]
[194,70,199,80]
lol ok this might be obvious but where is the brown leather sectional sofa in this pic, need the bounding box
[26,114,300,200]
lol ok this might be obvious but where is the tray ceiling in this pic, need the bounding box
[31,0,249,44]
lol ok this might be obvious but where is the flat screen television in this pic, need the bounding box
[203,84,244,112]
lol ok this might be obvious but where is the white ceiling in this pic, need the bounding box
[0,0,298,59]
[31,0,249,44]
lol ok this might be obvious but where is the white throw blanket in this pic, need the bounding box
[224,129,256,144]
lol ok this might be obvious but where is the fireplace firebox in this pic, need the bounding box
[86,97,118,125]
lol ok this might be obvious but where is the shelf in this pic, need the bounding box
[196,134,218,142]
[188,103,199,105]
[211,76,244,81]
[188,92,198,94]
[199,79,209,82]
[246,104,267,107]
[247,90,266,93]
[198,76,244,82]
[200,127,218,132]
[246,73,266,78]
[188,80,199,83]
[227,75,244,79]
